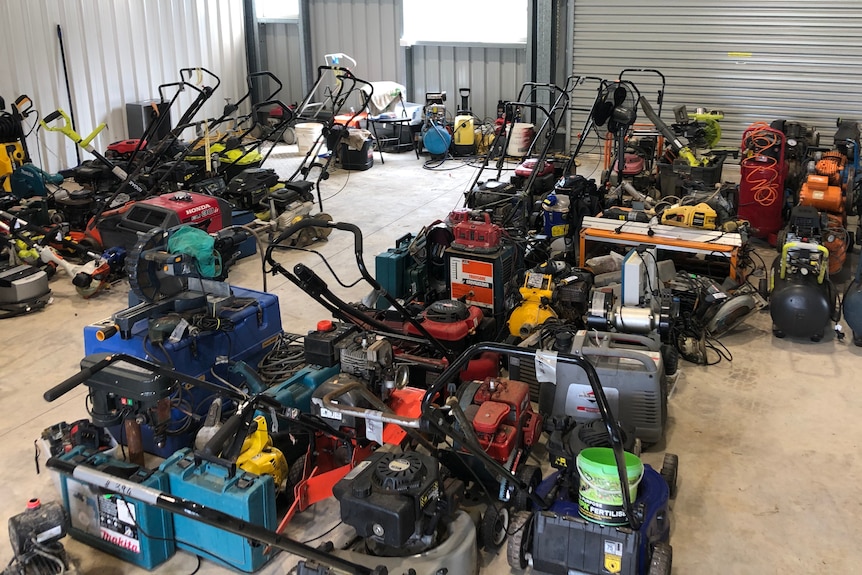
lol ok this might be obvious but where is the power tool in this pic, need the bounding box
[660,202,718,230]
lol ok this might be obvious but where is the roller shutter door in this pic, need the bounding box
[570,1,862,151]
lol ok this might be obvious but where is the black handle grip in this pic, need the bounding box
[43,110,62,124]
[200,412,245,459]
[45,456,76,476]
[43,356,112,402]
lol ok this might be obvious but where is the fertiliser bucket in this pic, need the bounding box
[295,123,324,154]
[576,447,643,526]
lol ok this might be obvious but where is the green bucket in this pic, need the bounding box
[576,447,644,526]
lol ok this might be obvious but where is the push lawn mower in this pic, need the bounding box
[501,345,678,575]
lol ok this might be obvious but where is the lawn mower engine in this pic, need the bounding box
[465,180,527,229]
[318,450,477,575]
[510,158,557,196]
[334,451,463,556]
[404,298,493,356]
[770,205,838,341]
[458,377,543,466]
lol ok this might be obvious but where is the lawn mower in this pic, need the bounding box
[500,344,678,575]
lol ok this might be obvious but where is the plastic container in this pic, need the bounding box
[658,158,725,195]
[576,447,643,526]
[295,122,324,154]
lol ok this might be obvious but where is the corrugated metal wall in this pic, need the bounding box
[411,45,527,122]
[307,0,403,96]
[0,0,247,173]
[570,0,862,151]
[260,21,306,106]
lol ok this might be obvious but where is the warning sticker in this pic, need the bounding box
[449,257,494,310]
[603,540,623,573]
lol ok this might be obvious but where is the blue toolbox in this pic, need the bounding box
[374,233,415,308]
[83,286,282,457]
[160,448,277,572]
[258,363,341,427]
[56,446,174,569]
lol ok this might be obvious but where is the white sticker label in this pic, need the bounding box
[35,525,63,543]
[535,350,558,383]
[367,418,384,445]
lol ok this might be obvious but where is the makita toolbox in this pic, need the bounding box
[83,286,282,457]
[510,330,666,444]
[375,233,415,308]
[160,448,277,572]
[57,447,174,569]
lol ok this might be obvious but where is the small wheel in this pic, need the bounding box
[513,464,542,511]
[854,333,862,347]
[810,332,823,343]
[660,453,679,499]
[285,453,307,503]
[647,542,673,575]
[480,503,510,550]
[506,510,533,570]
[772,327,785,338]
[660,344,679,377]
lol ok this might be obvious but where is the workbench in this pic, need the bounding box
[579,215,744,280]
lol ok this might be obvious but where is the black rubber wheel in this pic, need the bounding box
[854,333,862,347]
[284,453,307,503]
[660,453,679,499]
[660,344,679,377]
[773,327,785,338]
[648,542,673,575]
[513,464,542,511]
[480,504,510,550]
[811,332,823,343]
[506,510,533,570]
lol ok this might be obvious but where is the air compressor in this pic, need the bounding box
[842,259,862,346]
[769,205,838,341]
[421,92,451,158]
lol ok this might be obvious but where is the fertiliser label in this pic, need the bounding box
[449,257,494,310]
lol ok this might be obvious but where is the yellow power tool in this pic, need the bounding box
[660,202,718,230]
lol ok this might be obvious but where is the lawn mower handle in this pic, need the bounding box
[321,380,423,429]
[42,353,281,409]
[179,66,221,93]
[45,457,380,575]
[41,109,106,149]
[266,218,455,361]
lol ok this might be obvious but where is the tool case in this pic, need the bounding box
[57,446,174,569]
[160,448,277,572]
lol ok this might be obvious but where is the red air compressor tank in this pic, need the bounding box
[738,123,786,245]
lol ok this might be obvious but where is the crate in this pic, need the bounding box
[658,157,725,195]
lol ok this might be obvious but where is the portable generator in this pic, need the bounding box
[91,191,232,250]
[769,205,838,341]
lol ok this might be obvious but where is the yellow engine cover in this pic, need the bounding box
[237,415,288,491]
[1,142,26,191]
[508,271,557,338]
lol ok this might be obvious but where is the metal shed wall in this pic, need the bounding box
[260,20,306,106]
[307,0,403,85]
[0,0,247,173]
[411,45,527,122]
[570,0,862,152]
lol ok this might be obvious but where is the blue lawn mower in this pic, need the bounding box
[505,375,678,574]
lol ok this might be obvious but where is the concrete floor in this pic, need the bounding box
[2,145,861,574]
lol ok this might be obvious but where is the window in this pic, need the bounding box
[401,0,527,45]
[255,0,299,20]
